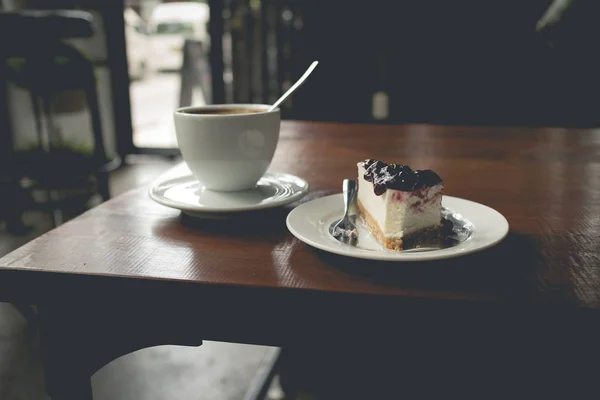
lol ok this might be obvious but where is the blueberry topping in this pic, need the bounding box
[359,159,442,195]
[373,183,387,196]
[363,160,386,182]
[414,169,443,187]
[362,159,377,169]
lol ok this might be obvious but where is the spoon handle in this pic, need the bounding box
[269,61,319,112]
[342,179,357,216]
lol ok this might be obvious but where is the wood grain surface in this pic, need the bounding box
[1,121,600,314]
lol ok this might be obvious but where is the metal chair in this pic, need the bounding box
[0,9,120,230]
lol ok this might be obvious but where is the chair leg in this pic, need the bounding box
[96,171,110,201]
[47,189,63,227]
[41,93,60,147]
[1,178,31,235]
[29,91,47,151]
[84,71,106,164]
[84,68,112,204]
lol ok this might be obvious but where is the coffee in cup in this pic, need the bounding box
[180,107,266,115]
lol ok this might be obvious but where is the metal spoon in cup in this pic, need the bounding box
[268,61,319,112]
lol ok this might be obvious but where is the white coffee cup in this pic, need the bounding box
[174,104,281,191]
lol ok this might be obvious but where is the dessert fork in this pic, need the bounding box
[330,179,358,245]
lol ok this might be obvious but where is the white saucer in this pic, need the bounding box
[149,170,309,217]
[286,194,509,262]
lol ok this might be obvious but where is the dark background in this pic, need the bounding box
[5,0,600,136]
[279,0,600,127]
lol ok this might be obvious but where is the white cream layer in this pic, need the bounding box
[357,164,443,238]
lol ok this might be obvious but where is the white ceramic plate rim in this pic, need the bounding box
[149,172,309,213]
[286,194,509,261]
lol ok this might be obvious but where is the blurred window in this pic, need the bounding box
[155,22,194,36]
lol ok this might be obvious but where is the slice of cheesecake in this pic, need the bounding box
[357,159,444,250]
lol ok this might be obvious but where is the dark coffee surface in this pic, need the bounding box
[182,108,266,115]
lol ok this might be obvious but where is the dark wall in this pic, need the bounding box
[288,0,600,127]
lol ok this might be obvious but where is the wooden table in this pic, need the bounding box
[2,121,600,399]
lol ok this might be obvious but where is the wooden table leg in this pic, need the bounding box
[38,305,94,400]
[36,301,204,400]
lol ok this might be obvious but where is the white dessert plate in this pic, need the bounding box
[286,193,509,261]
[149,169,309,217]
